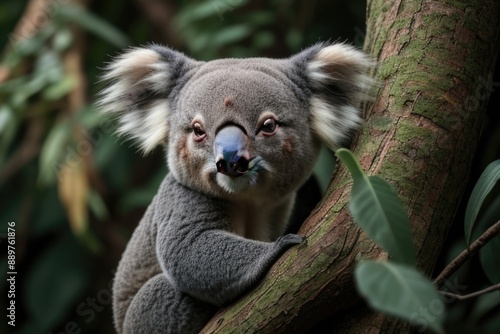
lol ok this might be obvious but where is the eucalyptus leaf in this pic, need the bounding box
[472,193,500,284]
[0,105,13,133]
[34,49,64,82]
[464,159,500,246]
[175,0,249,29]
[336,148,416,265]
[11,74,50,108]
[77,105,102,129]
[355,261,444,334]
[53,28,73,51]
[88,189,109,220]
[43,75,77,101]
[0,76,26,94]
[473,193,500,239]
[0,106,17,165]
[12,23,55,57]
[175,1,223,28]
[38,121,70,185]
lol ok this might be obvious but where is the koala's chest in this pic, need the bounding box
[228,198,292,242]
[229,202,272,241]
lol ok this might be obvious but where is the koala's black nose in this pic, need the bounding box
[214,125,251,177]
[216,156,250,176]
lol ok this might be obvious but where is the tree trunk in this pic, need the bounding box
[201,0,500,332]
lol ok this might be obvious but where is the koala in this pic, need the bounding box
[98,42,373,333]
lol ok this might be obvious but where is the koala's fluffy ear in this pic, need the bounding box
[294,43,375,149]
[97,45,198,154]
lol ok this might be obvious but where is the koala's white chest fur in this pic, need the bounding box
[228,194,295,242]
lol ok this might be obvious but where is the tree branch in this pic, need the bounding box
[439,283,500,301]
[434,220,500,289]
[202,0,500,332]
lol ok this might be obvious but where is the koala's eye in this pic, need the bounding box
[192,122,206,141]
[259,118,278,136]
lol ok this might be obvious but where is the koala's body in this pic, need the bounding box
[99,43,373,333]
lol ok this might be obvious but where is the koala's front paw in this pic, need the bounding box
[276,234,305,247]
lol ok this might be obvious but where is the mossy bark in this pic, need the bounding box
[202,0,500,332]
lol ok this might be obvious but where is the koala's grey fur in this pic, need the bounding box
[98,42,374,333]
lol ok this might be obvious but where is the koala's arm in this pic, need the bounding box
[154,174,303,306]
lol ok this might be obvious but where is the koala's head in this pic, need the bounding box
[98,43,373,200]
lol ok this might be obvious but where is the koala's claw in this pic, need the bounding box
[276,234,305,247]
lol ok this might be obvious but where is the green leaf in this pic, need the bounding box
[53,28,73,51]
[212,25,252,47]
[464,159,500,246]
[0,107,18,165]
[0,105,13,134]
[473,192,500,238]
[42,75,77,100]
[77,105,102,129]
[38,121,71,185]
[34,49,62,79]
[175,0,249,29]
[336,148,416,265]
[88,189,109,220]
[335,148,365,180]
[355,261,444,334]
[12,23,55,57]
[175,1,222,28]
[11,74,52,108]
[0,76,29,96]
[26,235,89,330]
[471,193,500,284]
[56,5,129,48]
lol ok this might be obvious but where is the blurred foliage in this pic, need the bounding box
[0,0,498,333]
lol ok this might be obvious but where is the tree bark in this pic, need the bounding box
[201,0,500,333]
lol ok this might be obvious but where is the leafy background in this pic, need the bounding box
[0,0,498,333]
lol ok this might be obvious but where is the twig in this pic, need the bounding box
[434,220,500,288]
[439,283,500,301]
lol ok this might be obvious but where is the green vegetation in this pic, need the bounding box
[0,0,498,333]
